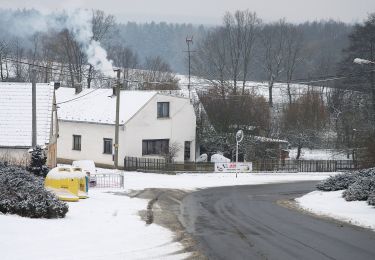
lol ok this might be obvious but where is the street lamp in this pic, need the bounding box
[353,58,375,65]
[235,130,244,178]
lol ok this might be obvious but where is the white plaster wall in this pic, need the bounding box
[57,121,115,165]
[119,94,196,162]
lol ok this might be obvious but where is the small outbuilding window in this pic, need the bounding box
[103,138,113,154]
[157,102,170,118]
[73,135,81,151]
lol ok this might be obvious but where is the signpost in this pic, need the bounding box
[236,130,244,178]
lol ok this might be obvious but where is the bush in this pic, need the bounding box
[343,176,375,201]
[316,172,357,191]
[0,164,68,218]
[316,167,375,191]
[368,192,375,206]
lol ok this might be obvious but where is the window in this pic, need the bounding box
[142,139,169,155]
[157,102,170,118]
[73,135,81,151]
[184,141,191,161]
[103,138,113,154]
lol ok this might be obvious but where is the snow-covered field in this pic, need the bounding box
[297,190,375,231]
[0,171,337,260]
[288,148,351,160]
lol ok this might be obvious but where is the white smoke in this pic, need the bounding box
[63,9,114,77]
[5,9,115,78]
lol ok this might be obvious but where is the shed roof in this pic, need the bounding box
[0,82,54,147]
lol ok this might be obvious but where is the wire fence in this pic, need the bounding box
[124,156,364,173]
[90,173,124,188]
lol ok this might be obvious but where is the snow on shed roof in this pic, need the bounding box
[56,88,157,125]
[0,82,54,147]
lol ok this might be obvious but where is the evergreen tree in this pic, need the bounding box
[27,145,49,177]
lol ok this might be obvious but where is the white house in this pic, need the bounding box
[56,87,196,168]
[0,82,58,167]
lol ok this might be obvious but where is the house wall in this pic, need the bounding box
[57,94,196,167]
[119,94,196,162]
[57,121,115,166]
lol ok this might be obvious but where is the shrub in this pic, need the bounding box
[343,176,375,201]
[316,167,375,191]
[368,192,375,206]
[27,145,49,177]
[0,164,68,218]
[316,172,357,191]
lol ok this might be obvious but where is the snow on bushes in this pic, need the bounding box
[0,163,68,218]
[316,172,356,191]
[343,177,375,201]
[27,145,49,177]
[316,167,375,206]
[368,192,375,206]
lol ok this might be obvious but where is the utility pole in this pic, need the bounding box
[31,67,37,147]
[114,69,121,169]
[186,36,194,101]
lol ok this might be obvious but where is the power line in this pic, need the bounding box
[2,57,115,81]
[56,88,103,105]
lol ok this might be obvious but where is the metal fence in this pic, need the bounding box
[124,156,214,172]
[91,173,124,188]
[125,156,362,173]
[252,159,358,172]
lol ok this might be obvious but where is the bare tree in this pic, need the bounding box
[261,20,288,107]
[194,10,260,95]
[11,37,26,82]
[87,10,115,88]
[164,141,182,162]
[281,91,328,159]
[141,56,179,90]
[223,10,260,93]
[108,44,139,89]
[59,30,85,88]
[284,25,304,104]
[0,40,10,81]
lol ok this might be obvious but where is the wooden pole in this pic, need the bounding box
[32,68,37,147]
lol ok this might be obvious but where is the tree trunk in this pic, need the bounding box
[296,145,302,159]
[87,64,93,89]
[287,82,292,105]
[268,80,273,107]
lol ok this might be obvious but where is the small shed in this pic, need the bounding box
[0,83,58,167]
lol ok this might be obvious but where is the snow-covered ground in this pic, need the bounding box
[121,171,334,190]
[0,189,188,260]
[288,148,351,160]
[0,171,336,260]
[297,190,375,231]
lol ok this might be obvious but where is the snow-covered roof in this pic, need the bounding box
[56,88,157,125]
[0,82,54,148]
[252,136,288,144]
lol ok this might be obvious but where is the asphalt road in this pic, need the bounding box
[180,182,375,260]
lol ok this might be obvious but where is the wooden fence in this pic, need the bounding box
[124,156,362,173]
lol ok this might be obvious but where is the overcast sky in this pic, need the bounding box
[2,0,375,25]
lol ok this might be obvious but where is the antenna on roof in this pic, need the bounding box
[186,36,194,102]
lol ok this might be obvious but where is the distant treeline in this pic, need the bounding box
[0,8,352,79]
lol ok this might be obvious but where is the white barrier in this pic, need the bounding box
[214,162,252,173]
